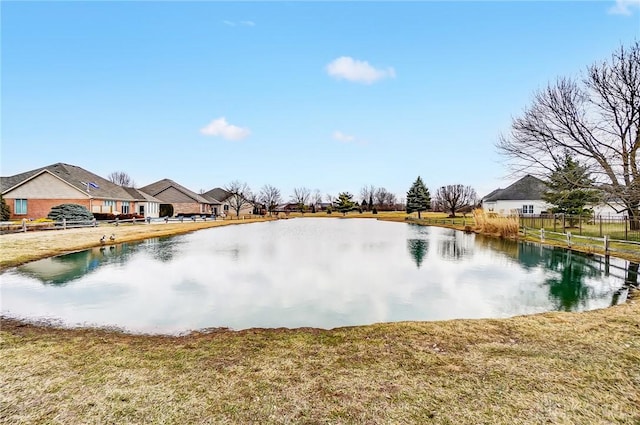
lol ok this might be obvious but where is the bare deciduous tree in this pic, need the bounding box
[107,171,135,187]
[497,41,640,228]
[224,180,252,218]
[291,187,311,214]
[359,185,376,209]
[434,185,477,217]
[374,187,396,210]
[260,184,282,216]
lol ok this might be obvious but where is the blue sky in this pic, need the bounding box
[2,1,639,202]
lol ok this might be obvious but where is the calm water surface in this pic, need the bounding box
[0,218,634,334]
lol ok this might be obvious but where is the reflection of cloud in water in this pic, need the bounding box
[0,219,628,334]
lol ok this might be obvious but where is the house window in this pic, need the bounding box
[139,205,145,215]
[121,201,130,214]
[224,204,229,212]
[522,205,534,214]
[14,199,27,215]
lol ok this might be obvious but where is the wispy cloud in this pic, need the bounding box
[608,0,640,15]
[223,20,256,27]
[333,131,355,143]
[200,117,251,141]
[326,56,395,84]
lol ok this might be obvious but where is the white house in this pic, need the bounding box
[482,175,551,216]
[482,174,629,218]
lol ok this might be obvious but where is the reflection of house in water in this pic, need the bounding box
[17,244,134,285]
[142,237,180,262]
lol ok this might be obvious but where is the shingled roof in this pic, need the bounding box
[482,175,548,202]
[1,163,136,200]
[202,187,229,203]
[122,187,162,203]
[139,179,211,204]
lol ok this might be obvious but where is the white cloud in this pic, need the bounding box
[326,56,396,84]
[333,131,356,143]
[608,0,640,15]
[200,117,250,141]
[223,20,256,27]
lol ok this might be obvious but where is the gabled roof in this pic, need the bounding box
[203,187,230,203]
[1,163,136,200]
[482,175,548,202]
[122,187,162,203]
[139,179,211,204]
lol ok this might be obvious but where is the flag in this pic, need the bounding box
[89,182,100,189]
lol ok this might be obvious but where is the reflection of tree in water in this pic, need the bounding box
[543,249,600,311]
[517,242,548,269]
[437,232,471,261]
[406,239,429,268]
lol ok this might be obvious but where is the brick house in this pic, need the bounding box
[139,179,217,216]
[0,163,159,220]
[202,187,255,217]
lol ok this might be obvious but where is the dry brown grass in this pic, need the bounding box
[1,301,639,424]
[473,209,519,238]
[2,213,639,424]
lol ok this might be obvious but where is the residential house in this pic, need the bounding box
[122,187,161,218]
[481,175,551,216]
[202,187,254,217]
[140,179,216,216]
[0,163,150,220]
[482,174,629,217]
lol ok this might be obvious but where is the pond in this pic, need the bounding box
[1,218,636,334]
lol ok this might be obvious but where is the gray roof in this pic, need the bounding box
[483,175,547,202]
[203,187,230,203]
[139,179,211,204]
[1,163,137,200]
[122,187,162,203]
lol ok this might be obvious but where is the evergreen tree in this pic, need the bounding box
[542,155,601,219]
[368,194,373,211]
[0,195,10,221]
[406,176,431,219]
[334,192,356,216]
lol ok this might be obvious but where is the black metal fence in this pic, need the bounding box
[518,214,640,242]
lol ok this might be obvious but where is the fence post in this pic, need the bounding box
[579,215,582,235]
[554,214,557,232]
[599,216,602,237]
[115,217,119,227]
[566,231,572,248]
[92,218,96,227]
[133,217,136,224]
[540,228,545,242]
[22,218,27,232]
[562,214,566,231]
[604,234,609,255]
[62,218,67,230]
[625,216,628,240]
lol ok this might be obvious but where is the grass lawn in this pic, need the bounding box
[1,212,639,424]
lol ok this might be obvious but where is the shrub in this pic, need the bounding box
[372,207,378,214]
[47,204,94,222]
[93,213,117,221]
[0,195,10,221]
[473,208,519,238]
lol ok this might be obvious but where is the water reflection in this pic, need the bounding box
[406,239,428,268]
[18,244,136,285]
[0,219,630,334]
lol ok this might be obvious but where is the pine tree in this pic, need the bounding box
[542,155,601,219]
[406,176,431,219]
[335,192,356,216]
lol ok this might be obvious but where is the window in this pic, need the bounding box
[121,201,129,214]
[224,204,229,211]
[522,205,534,214]
[14,199,27,215]
[139,205,145,215]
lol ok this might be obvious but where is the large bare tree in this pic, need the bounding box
[291,187,311,214]
[497,41,640,228]
[224,180,253,218]
[434,185,477,217]
[359,185,376,210]
[259,184,282,216]
[107,171,135,187]
[374,187,396,210]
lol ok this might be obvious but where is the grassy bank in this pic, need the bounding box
[1,213,639,423]
[2,302,639,424]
